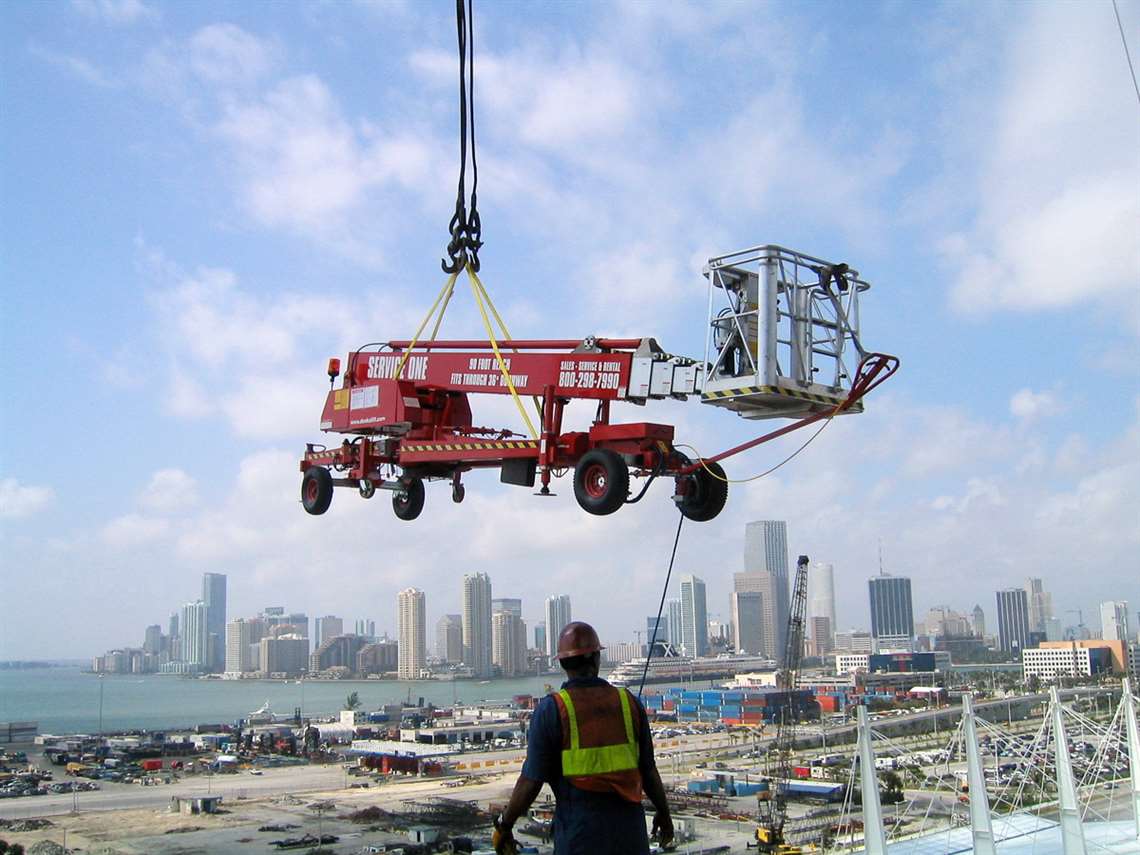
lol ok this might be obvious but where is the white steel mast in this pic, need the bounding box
[856,704,887,855]
[1050,685,1088,855]
[1122,676,1140,842]
[962,694,997,855]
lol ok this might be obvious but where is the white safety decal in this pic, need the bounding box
[351,385,380,410]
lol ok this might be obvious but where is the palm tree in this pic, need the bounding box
[344,691,361,711]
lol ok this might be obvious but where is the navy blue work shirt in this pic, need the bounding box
[520,676,657,855]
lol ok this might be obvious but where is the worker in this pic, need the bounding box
[491,621,675,854]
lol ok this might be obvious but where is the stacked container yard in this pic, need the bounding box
[641,687,819,725]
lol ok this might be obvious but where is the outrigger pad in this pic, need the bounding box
[500,458,536,487]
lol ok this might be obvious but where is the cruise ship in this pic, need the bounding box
[607,654,776,688]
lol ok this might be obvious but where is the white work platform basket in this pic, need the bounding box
[701,244,869,420]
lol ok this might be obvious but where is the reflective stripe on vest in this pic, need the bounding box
[558,687,639,777]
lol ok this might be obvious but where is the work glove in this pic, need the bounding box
[652,811,675,849]
[493,814,518,855]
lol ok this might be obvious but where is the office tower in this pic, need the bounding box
[311,634,369,673]
[436,614,463,663]
[492,611,527,677]
[354,619,376,639]
[544,594,572,658]
[995,588,1031,654]
[744,521,791,659]
[1100,601,1130,642]
[666,599,683,648]
[734,576,779,661]
[971,605,985,638]
[201,573,227,672]
[647,615,666,647]
[809,616,833,656]
[463,573,493,677]
[492,598,523,618]
[168,612,181,661]
[259,636,308,676]
[397,588,427,680]
[534,621,547,653]
[142,624,163,655]
[225,618,253,673]
[1024,578,1053,634]
[1045,616,1064,641]
[808,562,836,653]
[680,575,709,657]
[179,600,209,669]
[868,574,914,651]
[731,591,765,655]
[315,616,344,647]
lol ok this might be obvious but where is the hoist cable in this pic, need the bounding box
[638,510,685,702]
[442,0,482,272]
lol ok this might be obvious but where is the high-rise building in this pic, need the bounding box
[1024,578,1053,634]
[315,616,344,647]
[534,621,547,653]
[225,618,254,673]
[808,562,836,652]
[680,575,708,657]
[868,574,914,651]
[809,616,833,657]
[995,588,1031,655]
[971,605,986,638]
[179,600,209,670]
[397,588,427,680]
[354,619,376,639]
[311,634,369,674]
[260,635,308,676]
[492,598,523,618]
[733,571,780,657]
[544,595,572,658]
[142,624,163,655]
[463,573,493,677]
[436,614,463,663]
[492,611,527,677]
[731,591,765,655]
[666,599,683,648]
[202,573,227,672]
[647,615,667,647]
[744,521,791,659]
[1100,601,1131,642]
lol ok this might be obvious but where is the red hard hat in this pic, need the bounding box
[556,621,605,660]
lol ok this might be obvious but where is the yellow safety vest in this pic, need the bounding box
[557,687,640,777]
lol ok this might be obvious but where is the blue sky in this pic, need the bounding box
[1,0,1138,660]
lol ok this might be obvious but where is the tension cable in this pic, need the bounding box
[637,511,685,702]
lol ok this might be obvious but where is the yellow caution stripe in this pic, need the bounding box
[702,385,846,406]
[401,440,540,453]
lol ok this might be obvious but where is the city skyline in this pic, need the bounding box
[3,3,1138,664]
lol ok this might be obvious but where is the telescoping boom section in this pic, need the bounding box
[298,244,896,523]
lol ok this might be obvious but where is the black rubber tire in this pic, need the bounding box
[392,477,426,521]
[452,483,466,504]
[677,460,728,522]
[301,467,334,516]
[573,449,630,516]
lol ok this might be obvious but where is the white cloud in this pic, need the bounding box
[0,479,55,519]
[72,0,155,25]
[139,469,198,514]
[944,2,1140,325]
[101,513,169,547]
[187,23,279,86]
[28,43,116,87]
[1009,388,1060,422]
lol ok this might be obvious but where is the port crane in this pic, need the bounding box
[756,554,811,853]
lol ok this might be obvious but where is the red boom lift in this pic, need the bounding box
[298,247,898,522]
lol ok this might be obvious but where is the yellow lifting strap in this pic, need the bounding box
[391,263,539,440]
